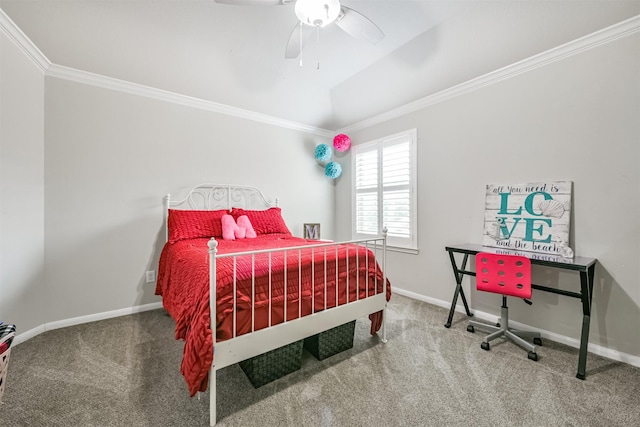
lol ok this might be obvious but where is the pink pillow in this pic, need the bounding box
[222,214,249,240]
[221,214,238,241]
[168,209,227,243]
[231,207,291,236]
[236,215,257,238]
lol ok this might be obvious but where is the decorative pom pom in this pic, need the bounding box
[325,161,342,179]
[333,134,351,152]
[315,144,332,163]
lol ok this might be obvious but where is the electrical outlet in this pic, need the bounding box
[145,270,156,283]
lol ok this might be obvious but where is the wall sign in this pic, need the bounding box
[482,181,573,257]
[304,223,321,240]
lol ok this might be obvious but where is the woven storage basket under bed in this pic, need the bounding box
[304,320,356,361]
[239,340,304,388]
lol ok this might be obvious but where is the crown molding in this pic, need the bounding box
[3,6,637,138]
[0,8,50,72]
[46,64,335,137]
[1,7,333,137]
[339,14,640,134]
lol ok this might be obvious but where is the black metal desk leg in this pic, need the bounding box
[576,264,595,380]
[458,281,472,316]
[445,251,473,328]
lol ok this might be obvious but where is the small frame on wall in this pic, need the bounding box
[304,223,321,240]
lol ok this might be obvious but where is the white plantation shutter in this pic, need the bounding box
[383,140,411,239]
[355,147,378,234]
[353,129,417,250]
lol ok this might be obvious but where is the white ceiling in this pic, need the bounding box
[1,0,639,130]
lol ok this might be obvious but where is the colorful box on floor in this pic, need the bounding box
[0,324,16,404]
[239,340,304,388]
[304,321,356,361]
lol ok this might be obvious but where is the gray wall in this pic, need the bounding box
[42,77,334,323]
[1,27,334,331]
[336,33,640,358]
[2,4,638,364]
[0,30,46,332]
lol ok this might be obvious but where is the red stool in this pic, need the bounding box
[467,252,541,361]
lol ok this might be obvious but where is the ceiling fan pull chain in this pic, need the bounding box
[299,21,304,67]
[316,26,320,70]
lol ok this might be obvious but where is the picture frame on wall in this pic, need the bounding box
[482,181,573,257]
[304,223,320,240]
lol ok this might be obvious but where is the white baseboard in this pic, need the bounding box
[393,287,640,369]
[13,289,640,370]
[13,301,163,346]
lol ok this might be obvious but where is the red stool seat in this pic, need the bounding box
[476,253,531,299]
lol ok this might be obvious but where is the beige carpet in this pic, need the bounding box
[1,294,639,426]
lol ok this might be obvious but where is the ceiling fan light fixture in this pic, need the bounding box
[295,0,341,27]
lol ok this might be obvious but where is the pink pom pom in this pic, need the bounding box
[333,134,351,152]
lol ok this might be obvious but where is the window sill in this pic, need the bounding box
[387,246,419,255]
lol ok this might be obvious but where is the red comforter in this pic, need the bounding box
[156,234,390,395]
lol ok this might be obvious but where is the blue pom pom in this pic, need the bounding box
[315,144,332,162]
[325,161,342,179]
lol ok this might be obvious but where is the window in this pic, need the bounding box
[352,129,417,251]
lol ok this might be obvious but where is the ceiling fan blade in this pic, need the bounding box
[335,6,385,44]
[285,23,314,59]
[214,0,287,5]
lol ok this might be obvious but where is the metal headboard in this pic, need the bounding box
[163,184,279,241]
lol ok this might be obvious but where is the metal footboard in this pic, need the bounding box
[207,234,388,426]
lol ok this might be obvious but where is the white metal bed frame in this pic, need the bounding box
[163,184,388,426]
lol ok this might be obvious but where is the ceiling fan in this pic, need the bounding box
[215,0,385,59]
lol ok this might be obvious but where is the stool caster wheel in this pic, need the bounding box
[480,342,490,351]
[528,351,538,361]
[467,325,475,333]
[533,337,542,346]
